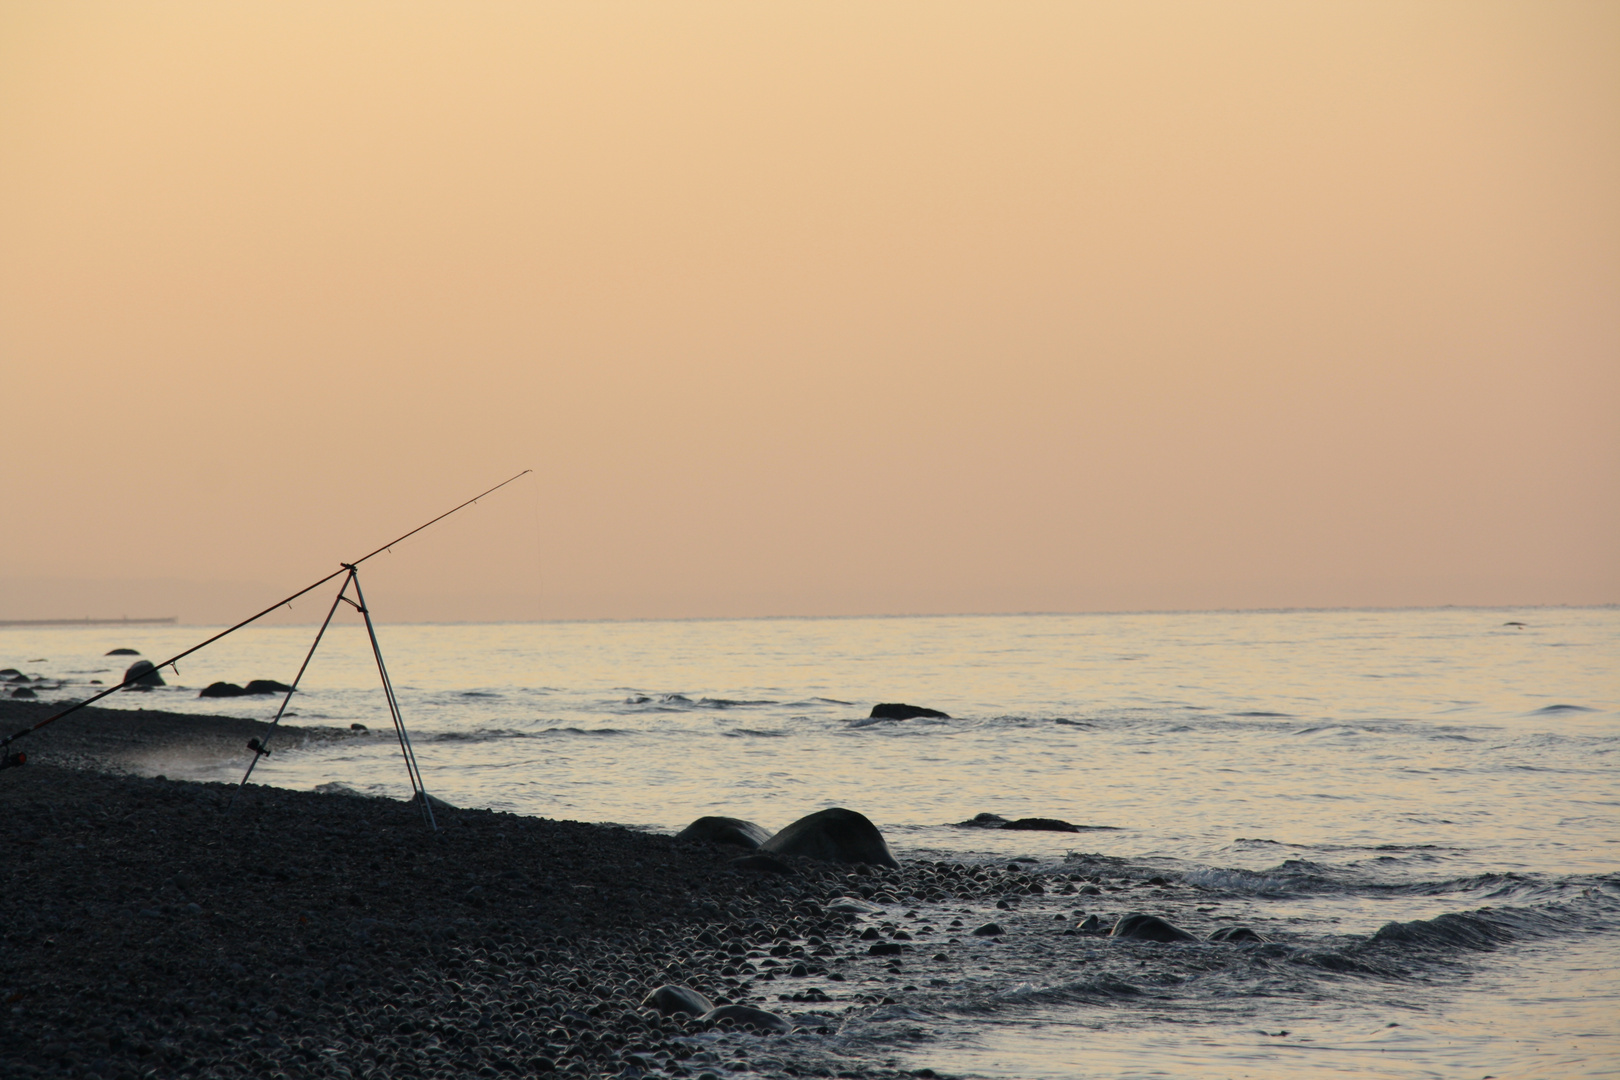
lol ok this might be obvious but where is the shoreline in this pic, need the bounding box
[0,705,1050,1080]
[0,699,361,778]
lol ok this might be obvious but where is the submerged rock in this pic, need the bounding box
[868,703,950,720]
[1110,913,1198,943]
[124,660,164,688]
[701,1004,791,1033]
[954,812,1010,828]
[105,648,141,656]
[1002,817,1082,832]
[244,679,293,695]
[760,807,899,868]
[642,984,713,1016]
[1208,926,1267,944]
[10,687,36,699]
[675,815,773,850]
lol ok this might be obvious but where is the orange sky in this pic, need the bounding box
[2,1,1615,622]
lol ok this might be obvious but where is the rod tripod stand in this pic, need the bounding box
[231,563,437,830]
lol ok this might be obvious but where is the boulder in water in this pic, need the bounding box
[199,682,250,698]
[954,812,1009,828]
[244,679,293,695]
[701,1004,791,1033]
[124,660,164,688]
[675,815,772,850]
[1002,817,1082,832]
[105,648,140,656]
[1207,926,1267,944]
[642,984,712,1017]
[1110,913,1198,943]
[868,702,950,720]
[10,687,36,698]
[759,807,899,868]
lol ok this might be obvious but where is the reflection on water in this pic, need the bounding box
[4,606,1616,1078]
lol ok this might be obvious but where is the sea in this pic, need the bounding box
[4,606,1617,1079]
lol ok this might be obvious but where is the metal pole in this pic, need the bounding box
[346,565,438,831]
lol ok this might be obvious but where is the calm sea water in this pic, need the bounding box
[5,607,1617,1078]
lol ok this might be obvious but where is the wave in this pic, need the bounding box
[426,727,629,742]
[621,693,776,710]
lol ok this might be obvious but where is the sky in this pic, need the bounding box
[1,1,1615,623]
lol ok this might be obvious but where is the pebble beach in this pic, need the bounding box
[0,700,1065,1080]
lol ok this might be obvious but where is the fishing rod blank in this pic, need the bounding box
[0,469,532,759]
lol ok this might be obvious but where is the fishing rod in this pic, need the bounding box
[0,469,532,765]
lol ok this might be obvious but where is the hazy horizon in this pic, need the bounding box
[4,2,1615,622]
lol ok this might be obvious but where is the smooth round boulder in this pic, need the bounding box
[642,984,713,1017]
[700,1004,791,1033]
[675,815,773,850]
[868,703,950,720]
[1110,913,1198,943]
[759,807,899,868]
[1207,926,1267,944]
[124,660,165,687]
[105,648,140,656]
[199,682,250,698]
[244,679,294,695]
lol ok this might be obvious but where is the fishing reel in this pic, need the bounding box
[246,738,271,758]
[0,751,27,771]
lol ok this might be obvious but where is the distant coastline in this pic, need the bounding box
[0,616,177,627]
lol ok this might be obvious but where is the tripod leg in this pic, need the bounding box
[348,567,438,831]
[228,577,350,809]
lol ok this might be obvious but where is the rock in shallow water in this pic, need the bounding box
[1110,913,1198,943]
[701,1004,791,1033]
[759,807,899,868]
[124,660,164,687]
[675,815,773,850]
[199,682,250,698]
[642,984,713,1016]
[868,703,950,720]
[1001,817,1082,832]
[1207,926,1267,944]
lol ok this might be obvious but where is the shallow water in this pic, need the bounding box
[4,606,1617,1077]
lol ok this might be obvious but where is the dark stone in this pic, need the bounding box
[243,680,293,695]
[105,648,141,656]
[124,660,164,688]
[1110,913,1197,943]
[868,703,950,720]
[953,813,1009,828]
[10,687,36,698]
[700,1004,790,1033]
[199,682,250,698]
[642,984,712,1017]
[867,942,903,956]
[971,922,1005,937]
[675,816,772,850]
[1076,914,1105,933]
[1001,818,1082,833]
[759,808,899,868]
[729,854,794,875]
[1207,926,1267,944]
[349,723,368,732]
